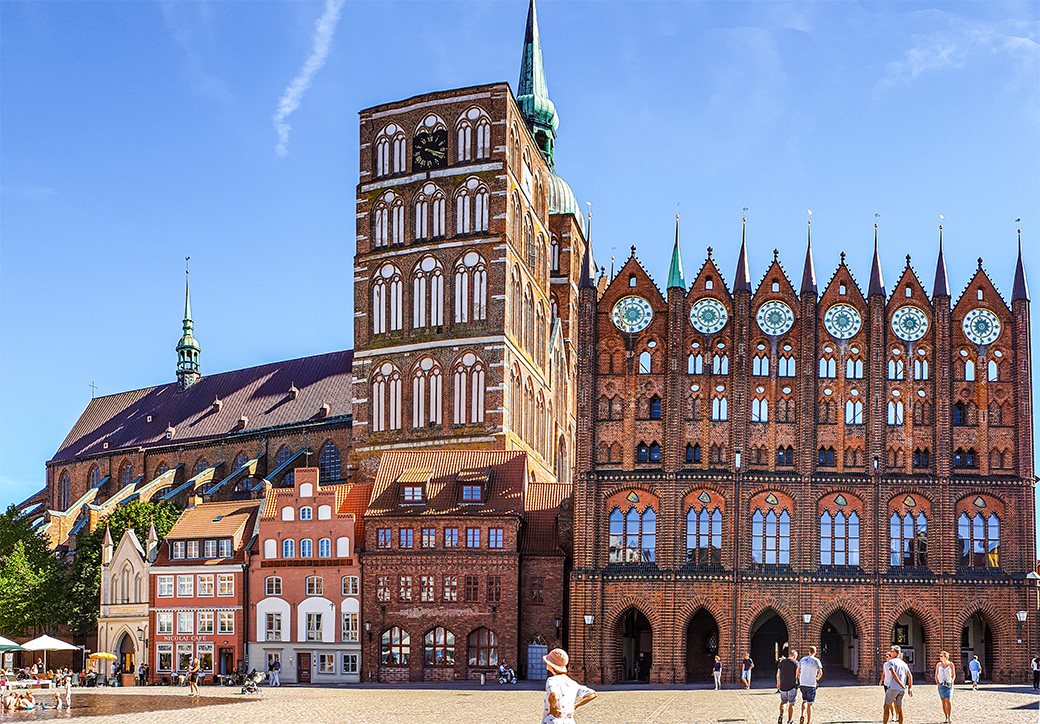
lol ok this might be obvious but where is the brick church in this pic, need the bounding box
[22,0,1035,686]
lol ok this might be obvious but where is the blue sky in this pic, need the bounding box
[1,1,1038,543]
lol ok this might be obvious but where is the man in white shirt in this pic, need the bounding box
[796,645,823,724]
[880,646,913,724]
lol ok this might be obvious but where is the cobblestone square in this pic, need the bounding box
[4,682,1036,724]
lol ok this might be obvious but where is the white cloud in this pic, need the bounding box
[877,17,1039,92]
[273,0,347,157]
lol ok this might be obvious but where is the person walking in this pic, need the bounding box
[187,658,201,696]
[741,653,754,688]
[270,658,281,687]
[934,650,955,724]
[542,649,597,724]
[1031,656,1039,691]
[968,655,982,690]
[880,646,913,724]
[712,656,722,690]
[797,646,823,724]
[776,649,799,724]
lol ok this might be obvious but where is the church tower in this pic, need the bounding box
[176,269,201,390]
[350,1,586,483]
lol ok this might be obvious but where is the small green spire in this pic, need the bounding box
[668,213,686,289]
[176,267,201,390]
[517,0,558,170]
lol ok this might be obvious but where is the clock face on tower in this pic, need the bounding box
[756,300,794,336]
[891,306,929,342]
[412,129,448,170]
[611,296,653,334]
[962,308,1001,346]
[689,297,728,334]
[823,304,862,340]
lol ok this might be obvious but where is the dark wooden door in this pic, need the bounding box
[298,653,311,683]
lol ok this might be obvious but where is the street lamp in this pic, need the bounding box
[583,615,594,679]
[1016,610,1027,644]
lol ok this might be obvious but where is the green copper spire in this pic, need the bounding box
[668,214,686,289]
[517,0,558,170]
[176,268,201,390]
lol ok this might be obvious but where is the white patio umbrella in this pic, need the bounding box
[21,634,77,672]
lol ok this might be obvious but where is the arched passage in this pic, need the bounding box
[685,608,720,683]
[117,632,135,673]
[890,611,927,676]
[749,610,788,684]
[617,609,652,682]
[820,610,859,679]
[960,611,995,683]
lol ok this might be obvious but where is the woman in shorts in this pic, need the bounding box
[188,658,201,696]
[934,650,955,724]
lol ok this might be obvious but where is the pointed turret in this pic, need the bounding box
[933,226,951,297]
[579,211,596,288]
[667,214,686,289]
[517,0,558,170]
[146,521,159,563]
[868,227,885,296]
[734,218,752,292]
[102,525,114,566]
[176,268,201,390]
[1012,232,1029,302]
[800,221,817,295]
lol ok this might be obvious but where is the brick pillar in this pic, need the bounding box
[1011,296,1034,572]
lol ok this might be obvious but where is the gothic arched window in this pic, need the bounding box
[845,400,863,425]
[890,509,927,567]
[819,357,836,378]
[753,355,769,376]
[120,460,134,486]
[686,443,701,463]
[958,511,1000,568]
[608,505,656,563]
[371,362,402,433]
[453,353,485,425]
[711,397,728,421]
[412,256,444,330]
[686,504,722,565]
[412,357,443,429]
[751,398,768,423]
[372,263,403,334]
[318,441,341,482]
[467,628,497,666]
[58,470,70,509]
[751,507,790,566]
[424,626,456,665]
[887,400,904,425]
[381,627,410,665]
[820,510,860,566]
[454,251,487,323]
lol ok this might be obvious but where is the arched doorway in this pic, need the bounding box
[749,610,788,685]
[619,609,652,682]
[117,632,135,674]
[685,609,720,683]
[890,612,927,677]
[960,612,994,683]
[820,611,859,679]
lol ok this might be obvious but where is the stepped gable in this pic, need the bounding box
[51,350,352,462]
[365,450,528,518]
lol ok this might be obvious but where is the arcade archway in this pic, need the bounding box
[685,608,720,683]
[820,611,859,679]
[749,610,788,685]
[890,611,927,676]
[618,609,652,682]
[960,612,994,683]
[117,632,135,674]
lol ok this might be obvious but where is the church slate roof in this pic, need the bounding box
[51,350,352,463]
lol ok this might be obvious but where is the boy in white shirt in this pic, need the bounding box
[796,645,823,724]
[542,648,597,724]
[880,646,913,724]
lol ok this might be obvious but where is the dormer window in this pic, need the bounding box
[458,468,489,504]
[219,539,232,557]
[172,541,186,559]
[461,485,483,503]
[402,485,424,504]
[186,541,199,558]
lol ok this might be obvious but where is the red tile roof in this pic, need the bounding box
[51,351,352,462]
[152,499,260,567]
[521,481,572,555]
[366,450,528,518]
